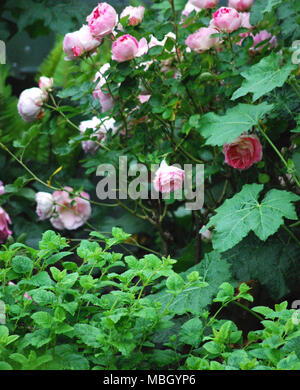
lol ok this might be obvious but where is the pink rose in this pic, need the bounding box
[63,25,101,61]
[212,7,242,33]
[185,27,221,53]
[86,2,118,39]
[17,87,47,122]
[189,0,219,8]
[138,94,151,104]
[153,160,185,193]
[0,207,12,244]
[92,64,115,112]
[0,181,5,195]
[79,116,117,154]
[50,187,91,230]
[228,0,254,12]
[112,34,148,63]
[240,12,252,29]
[182,1,202,18]
[120,6,145,26]
[250,30,277,52]
[35,192,54,220]
[223,134,262,170]
[39,76,53,92]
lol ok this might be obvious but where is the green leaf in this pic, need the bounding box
[74,324,102,348]
[0,362,12,370]
[180,317,203,347]
[30,289,56,305]
[12,255,33,274]
[232,53,296,102]
[31,312,54,328]
[206,184,300,252]
[250,0,282,24]
[45,251,73,266]
[166,273,185,293]
[39,230,68,251]
[198,103,273,146]
[203,341,222,355]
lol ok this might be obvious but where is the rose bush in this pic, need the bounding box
[1,0,300,372]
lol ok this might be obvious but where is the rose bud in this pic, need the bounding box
[212,7,242,33]
[35,192,54,221]
[63,25,101,61]
[200,225,213,242]
[120,6,145,26]
[111,34,148,63]
[228,0,254,12]
[50,187,91,230]
[86,2,118,39]
[153,160,185,193]
[186,27,221,53]
[223,134,263,170]
[39,76,53,92]
[17,87,47,122]
[189,0,219,8]
[0,207,12,244]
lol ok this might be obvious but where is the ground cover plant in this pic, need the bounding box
[1,0,300,371]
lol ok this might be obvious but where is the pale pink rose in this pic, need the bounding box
[182,1,202,18]
[153,160,185,193]
[0,181,5,195]
[0,207,12,244]
[17,87,47,122]
[111,34,148,62]
[212,7,242,33]
[201,225,213,241]
[250,30,277,52]
[50,187,91,230]
[138,94,151,104]
[63,25,101,61]
[112,34,148,62]
[223,134,262,170]
[86,2,118,39]
[120,6,145,26]
[240,12,252,29]
[39,76,53,92]
[186,27,221,52]
[228,0,254,12]
[79,116,117,154]
[35,192,54,220]
[92,64,115,112]
[190,0,219,8]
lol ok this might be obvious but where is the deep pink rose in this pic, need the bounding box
[190,0,219,8]
[50,187,91,230]
[212,7,242,33]
[112,34,148,63]
[86,2,118,39]
[63,25,101,61]
[120,6,145,26]
[0,207,12,244]
[17,87,47,122]
[153,160,185,193]
[186,27,221,53]
[224,134,262,170]
[228,0,254,12]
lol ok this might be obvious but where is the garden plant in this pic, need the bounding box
[1,0,300,371]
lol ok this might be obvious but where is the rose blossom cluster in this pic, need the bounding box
[35,188,91,230]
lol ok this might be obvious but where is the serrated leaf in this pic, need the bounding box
[198,103,273,146]
[232,53,296,102]
[206,184,300,252]
[180,317,203,347]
